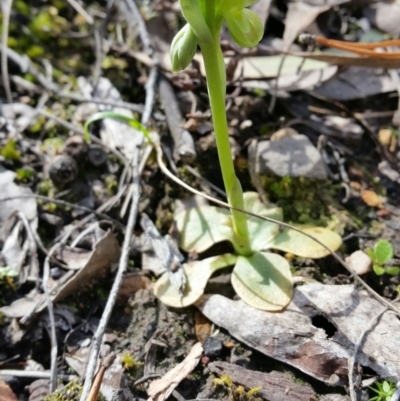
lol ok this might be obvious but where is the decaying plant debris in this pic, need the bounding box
[1,0,400,401]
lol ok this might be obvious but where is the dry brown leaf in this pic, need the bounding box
[147,342,203,401]
[361,189,383,208]
[0,380,18,401]
[209,361,317,401]
[117,274,152,304]
[197,285,400,385]
[195,310,212,343]
[0,229,120,319]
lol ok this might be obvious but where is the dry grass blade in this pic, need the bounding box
[314,36,400,59]
[296,35,400,68]
[86,353,116,401]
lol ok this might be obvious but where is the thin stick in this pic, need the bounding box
[17,212,39,280]
[78,147,141,401]
[0,370,76,380]
[86,353,116,401]
[10,74,143,111]
[124,0,153,55]
[0,194,124,230]
[43,246,60,392]
[66,0,94,24]
[1,0,13,103]
[133,373,162,387]
[299,34,400,59]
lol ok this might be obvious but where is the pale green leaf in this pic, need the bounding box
[385,266,400,276]
[240,192,283,252]
[382,381,390,393]
[373,264,385,276]
[154,254,237,308]
[175,206,233,253]
[231,252,293,311]
[374,240,393,265]
[267,225,342,258]
[365,248,376,263]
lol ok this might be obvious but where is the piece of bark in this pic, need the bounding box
[0,380,18,401]
[158,76,196,164]
[147,342,203,401]
[197,284,400,385]
[208,361,317,401]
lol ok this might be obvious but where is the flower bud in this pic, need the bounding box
[224,8,263,48]
[170,23,198,72]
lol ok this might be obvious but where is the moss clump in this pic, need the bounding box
[120,353,143,371]
[43,380,107,401]
[1,140,21,161]
[261,175,339,225]
[213,374,262,401]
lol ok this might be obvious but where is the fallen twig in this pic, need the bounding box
[86,353,116,401]
[1,194,124,230]
[66,0,94,24]
[43,246,59,392]
[78,147,141,401]
[0,370,77,380]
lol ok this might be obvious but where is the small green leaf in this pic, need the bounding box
[382,381,390,393]
[374,240,393,265]
[365,248,377,263]
[170,24,198,72]
[231,251,293,311]
[0,267,18,278]
[373,264,385,276]
[154,254,237,308]
[384,266,400,276]
[267,225,342,258]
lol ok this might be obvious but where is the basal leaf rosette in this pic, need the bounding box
[154,192,342,311]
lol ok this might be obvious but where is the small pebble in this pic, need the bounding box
[49,154,78,186]
[345,250,372,275]
[203,336,223,357]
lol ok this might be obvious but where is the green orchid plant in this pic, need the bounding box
[154,0,342,311]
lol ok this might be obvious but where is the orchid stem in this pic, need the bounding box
[200,9,251,255]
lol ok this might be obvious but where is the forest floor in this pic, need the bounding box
[1,1,400,401]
